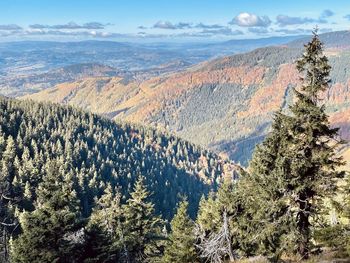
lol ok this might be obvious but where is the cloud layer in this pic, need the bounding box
[0,24,23,30]
[153,21,192,30]
[0,9,342,40]
[276,10,334,26]
[276,15,316,26]
[29,22,108,30]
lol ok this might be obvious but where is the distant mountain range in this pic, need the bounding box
[24,30,350,167]
[0,63,120,97]
[287,30,350,49]
[0,35,303,96]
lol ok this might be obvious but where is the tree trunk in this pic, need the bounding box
[297,195,310,260]
[223,210,235,262]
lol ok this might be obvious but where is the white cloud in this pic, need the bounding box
[153,21,192,30]
[0,24,22,30]
[195,23,225,29]
[29,22,108,30]
[230,13,271,27]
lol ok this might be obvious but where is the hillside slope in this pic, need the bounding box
[0,97,236,218]
[0,36,304,98]
[0,63,120,97]
[25,31,350,165]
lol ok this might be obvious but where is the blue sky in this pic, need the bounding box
[1,0,350,42]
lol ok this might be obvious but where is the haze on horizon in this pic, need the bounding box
[1,0,350,42]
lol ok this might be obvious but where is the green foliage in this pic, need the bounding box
[239,31,346,261]
[0,96,226,222]
[122,176,164,262]
[196,179,242,262]
[83,177,168,263]
[83,184,124,262]
[286,31,345,257]
[0,135,19,262]
[196,193,221,233]
[237,113,295,260]
[0,96,229,262]
[315,172,350,258]
[163,200,197,263]
[314,225,350,256]
[10,160,83,263]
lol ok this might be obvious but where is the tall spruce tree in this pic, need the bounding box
[10,160,83,262]
[287,30,345,258]
[0,169,16,263]
[122,176,164,263]
[163,200,197,263]
[0,136,20,263]
[83,184,124,262]
[238,112,293,260]
[245,31,345,260]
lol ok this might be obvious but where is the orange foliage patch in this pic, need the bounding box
[237,64,300,118]
[127,66,266,123]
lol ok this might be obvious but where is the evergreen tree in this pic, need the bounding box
[122,176,164,263]
[215,179,241,260]
[196,193,221,234]
[0,136,19,263]
[163,200,197,263]
[83,184,124,262]
[238,113,293,260]
[196,180,240,262]
[11,161,83,263]
[286,30,345,258]
[244,31,345,260]
[0,169,17,263]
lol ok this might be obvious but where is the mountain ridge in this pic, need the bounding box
[0,63,120,97]
[0,35,307,97]
[24,31,350,166]
[0,96,240,218]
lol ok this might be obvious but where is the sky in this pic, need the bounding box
[1,0,350,42]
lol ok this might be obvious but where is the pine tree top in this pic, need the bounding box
[296,30,331,101]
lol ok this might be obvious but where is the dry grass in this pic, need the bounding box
[233,250,350,263]
[235,256,269,263]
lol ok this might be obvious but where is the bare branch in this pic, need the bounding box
[196,210,237,263]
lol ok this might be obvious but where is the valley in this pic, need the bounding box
[0,36,302,97]
[23,31,350,166]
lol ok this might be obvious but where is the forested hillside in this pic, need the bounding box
[0,96,236,217]
[0,96,241,261]
[25,30,350,166]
